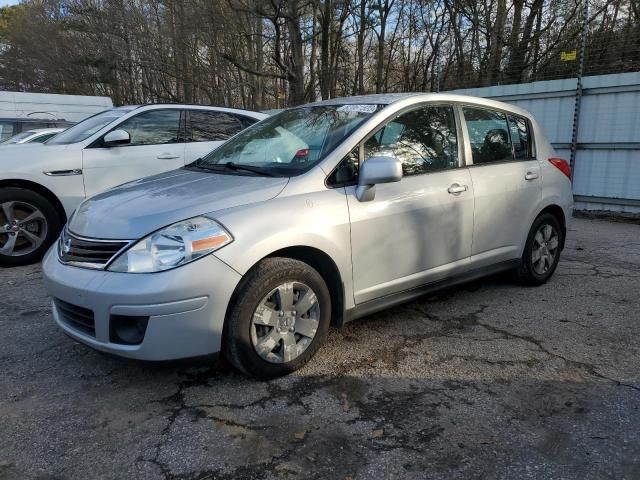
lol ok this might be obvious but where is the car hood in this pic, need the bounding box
[69,169,289,239]
[0,142,78,170]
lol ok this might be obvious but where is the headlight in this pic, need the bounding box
[108,216,232,273]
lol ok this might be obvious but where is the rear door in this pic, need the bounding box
[82,109,186,197]
[461,105,541,267]
[184,110,253,162]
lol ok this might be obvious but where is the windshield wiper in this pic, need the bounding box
[222,162,276,177]
[191,161,276,177]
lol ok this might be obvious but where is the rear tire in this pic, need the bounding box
[224,257,331,380]
[516,212,563,286]
[0,187,62,267]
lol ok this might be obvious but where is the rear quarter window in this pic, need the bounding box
[508,114,534,159]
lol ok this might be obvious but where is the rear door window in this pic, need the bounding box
[235,115,259,129]
[189,111,243,142]
[463,107,514,164]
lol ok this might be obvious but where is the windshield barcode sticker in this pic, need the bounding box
[337,104,378,113]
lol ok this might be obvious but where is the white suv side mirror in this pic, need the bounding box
[356,155,403,202]
[103,129,131,147]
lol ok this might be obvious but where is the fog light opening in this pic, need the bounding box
[110,315,149,345]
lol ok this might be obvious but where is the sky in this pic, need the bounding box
[0,0,19,6]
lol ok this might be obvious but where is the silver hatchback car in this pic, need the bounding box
[43,93,573,379]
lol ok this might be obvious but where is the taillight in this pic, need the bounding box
[548,157,571,179]
[295,148,310,158]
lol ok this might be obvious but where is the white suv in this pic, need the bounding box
[0,104,267,266]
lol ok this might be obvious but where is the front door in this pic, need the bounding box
[346,104,475,304]
[82,109,185,197]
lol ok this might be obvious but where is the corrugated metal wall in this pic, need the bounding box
[450,72,640,213]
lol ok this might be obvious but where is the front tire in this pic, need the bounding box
[224,257,331,379]
[0,187,62,267]
[516,213,563,286]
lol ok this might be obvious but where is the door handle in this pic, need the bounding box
[447,183,468,195]
[157,154,180,160]
[525,171,539,181]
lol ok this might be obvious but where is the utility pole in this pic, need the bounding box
[569,0,589,180]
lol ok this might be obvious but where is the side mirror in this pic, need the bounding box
[356,155,402,202]
[103,129,130,147]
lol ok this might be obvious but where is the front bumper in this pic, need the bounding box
[42,248,242,360]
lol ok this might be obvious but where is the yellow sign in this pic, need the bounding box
[561,50,577,62]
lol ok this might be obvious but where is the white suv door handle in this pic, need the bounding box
[525,171,539,181]
[447,183,468,195]
[157,154,179,160]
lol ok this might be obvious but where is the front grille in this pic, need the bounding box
[58,229,129,269]
[54,299,95,337]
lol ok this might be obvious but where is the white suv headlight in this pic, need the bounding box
[108,216,233,273]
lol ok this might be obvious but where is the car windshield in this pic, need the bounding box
[46,108,134,145]
[194,104,382,176]
[1,132,33,144]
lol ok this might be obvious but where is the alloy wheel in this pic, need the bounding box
[250,281,321,364]
[531,223,559,275]
[0,201,48,257]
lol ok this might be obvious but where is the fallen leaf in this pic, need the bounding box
[372,429,384,438]
[341,393,350,412]
[294,430,306,440]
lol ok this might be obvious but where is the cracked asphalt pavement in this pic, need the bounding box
[1,217,639,479]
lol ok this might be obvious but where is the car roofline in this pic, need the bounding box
[127,103,267,118]
[298,92,534,119]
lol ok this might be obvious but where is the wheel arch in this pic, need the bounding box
[0,179,67,225]
[224,245,347,329]
[537,204,567,249]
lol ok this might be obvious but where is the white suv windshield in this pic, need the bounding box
[46,108,135,145]
[195,105,381,176]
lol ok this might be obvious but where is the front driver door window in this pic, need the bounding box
[82,109,186,197]
[346,104,475,303]
[364,105,460,176]
[118,109,181,146]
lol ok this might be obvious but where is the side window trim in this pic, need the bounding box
[459,103,536,167]
[179,110,188,143]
